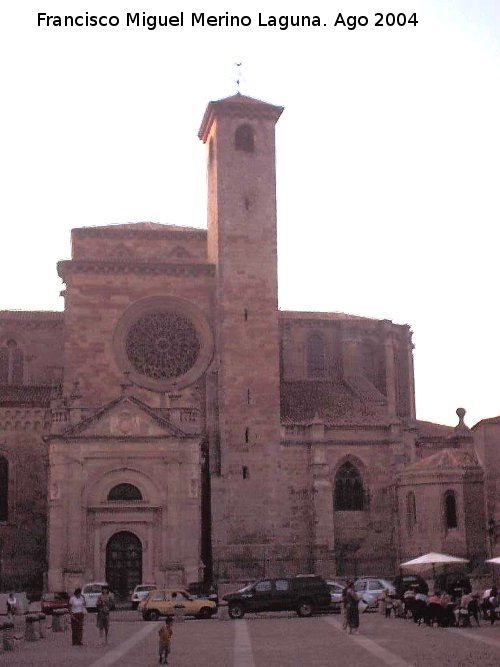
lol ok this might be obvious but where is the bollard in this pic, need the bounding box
[174,603,185,622]
[217,603,229,621]
[2,620,15,651]
[38,613,47,639]
[25,614,39,641]
[52,609,64,632]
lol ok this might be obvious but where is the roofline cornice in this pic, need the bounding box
[57,260,215,280]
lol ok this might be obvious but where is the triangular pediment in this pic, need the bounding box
[59,395,187,439]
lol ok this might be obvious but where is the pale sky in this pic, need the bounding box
[1,0,499,427]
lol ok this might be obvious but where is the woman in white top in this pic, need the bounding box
[68,588,86,645]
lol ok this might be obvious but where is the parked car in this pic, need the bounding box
[354,577,396,609]
[139,589,217,621]
[81,582,116,611]
[187,581,219,607]
[41,592,69,615]
[131,584,157,610]
[223,575,331,619]
[434,573,471,598]
[326,580,344,612]
[393,574,429,598]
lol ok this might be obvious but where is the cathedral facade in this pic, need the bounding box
[0,94,496,596]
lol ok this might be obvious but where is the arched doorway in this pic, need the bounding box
[105,531,142,600]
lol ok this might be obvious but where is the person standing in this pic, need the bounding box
[6,591,17,618]
[96,586,112,643]
[489,585,498,626]
[158,618,173,664]
[345,580,360,634]
[69,587,86,646]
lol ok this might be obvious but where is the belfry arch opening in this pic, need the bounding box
[235,124,255,152]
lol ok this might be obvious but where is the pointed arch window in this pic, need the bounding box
[107,483,142,501]
[0,340,24,384]
[0,456,8,521]
[406,491,417,533]
[444,490,458,529]
[334,462,364,511]
[235,124,255,153]
[307,333,325,378]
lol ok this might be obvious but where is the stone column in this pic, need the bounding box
[405,335,417,420]
[47,448,64,591]
[310,442,335,576]
[383,327,397,417]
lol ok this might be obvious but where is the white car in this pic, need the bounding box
[81,582,115,611]
[131,584,157,610]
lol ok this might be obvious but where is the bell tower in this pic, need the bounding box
[199,94,284,571]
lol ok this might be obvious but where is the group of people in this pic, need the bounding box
[68,586,112,646]
[380,585,500,628]
[67,586,173,664]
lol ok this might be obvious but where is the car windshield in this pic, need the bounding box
[238,584,254,593]
[83,585,102,594]
[137,586,156,592]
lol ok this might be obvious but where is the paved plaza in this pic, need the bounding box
[5,610,500,666]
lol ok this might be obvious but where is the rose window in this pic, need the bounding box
[125,312,200,380]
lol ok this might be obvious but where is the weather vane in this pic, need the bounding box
[235,62,243,93]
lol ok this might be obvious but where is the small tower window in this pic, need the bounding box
[444,490,458,529]
[242,466,250,479]
[235,124,255,152]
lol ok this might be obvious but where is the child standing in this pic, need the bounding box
[158,618,173,664]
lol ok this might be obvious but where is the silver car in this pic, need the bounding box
[354,577,396,609]
[326,581,344,612]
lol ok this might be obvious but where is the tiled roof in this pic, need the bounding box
[472,415,500,429]
[403,448,480,472]
[416,420,456,439]
[279,310,385,323]
[0,311,63,321]
[0,385,58,407]
[73,222,206,235]
[280,380,389,425]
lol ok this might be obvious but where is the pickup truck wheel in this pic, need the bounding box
[297,600,314,617]
[146,609,160,621]
[228,603,245,619]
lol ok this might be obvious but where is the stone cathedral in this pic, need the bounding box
[1,94,499,597]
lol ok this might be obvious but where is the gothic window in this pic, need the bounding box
[444,490,458,529]
[406,491,417,533]
[235,124,255,152]
[307,333,325,378]
[0,340,24,384]
[108,483,142,501]
[0,456,8,521]
[334,462,364,511]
